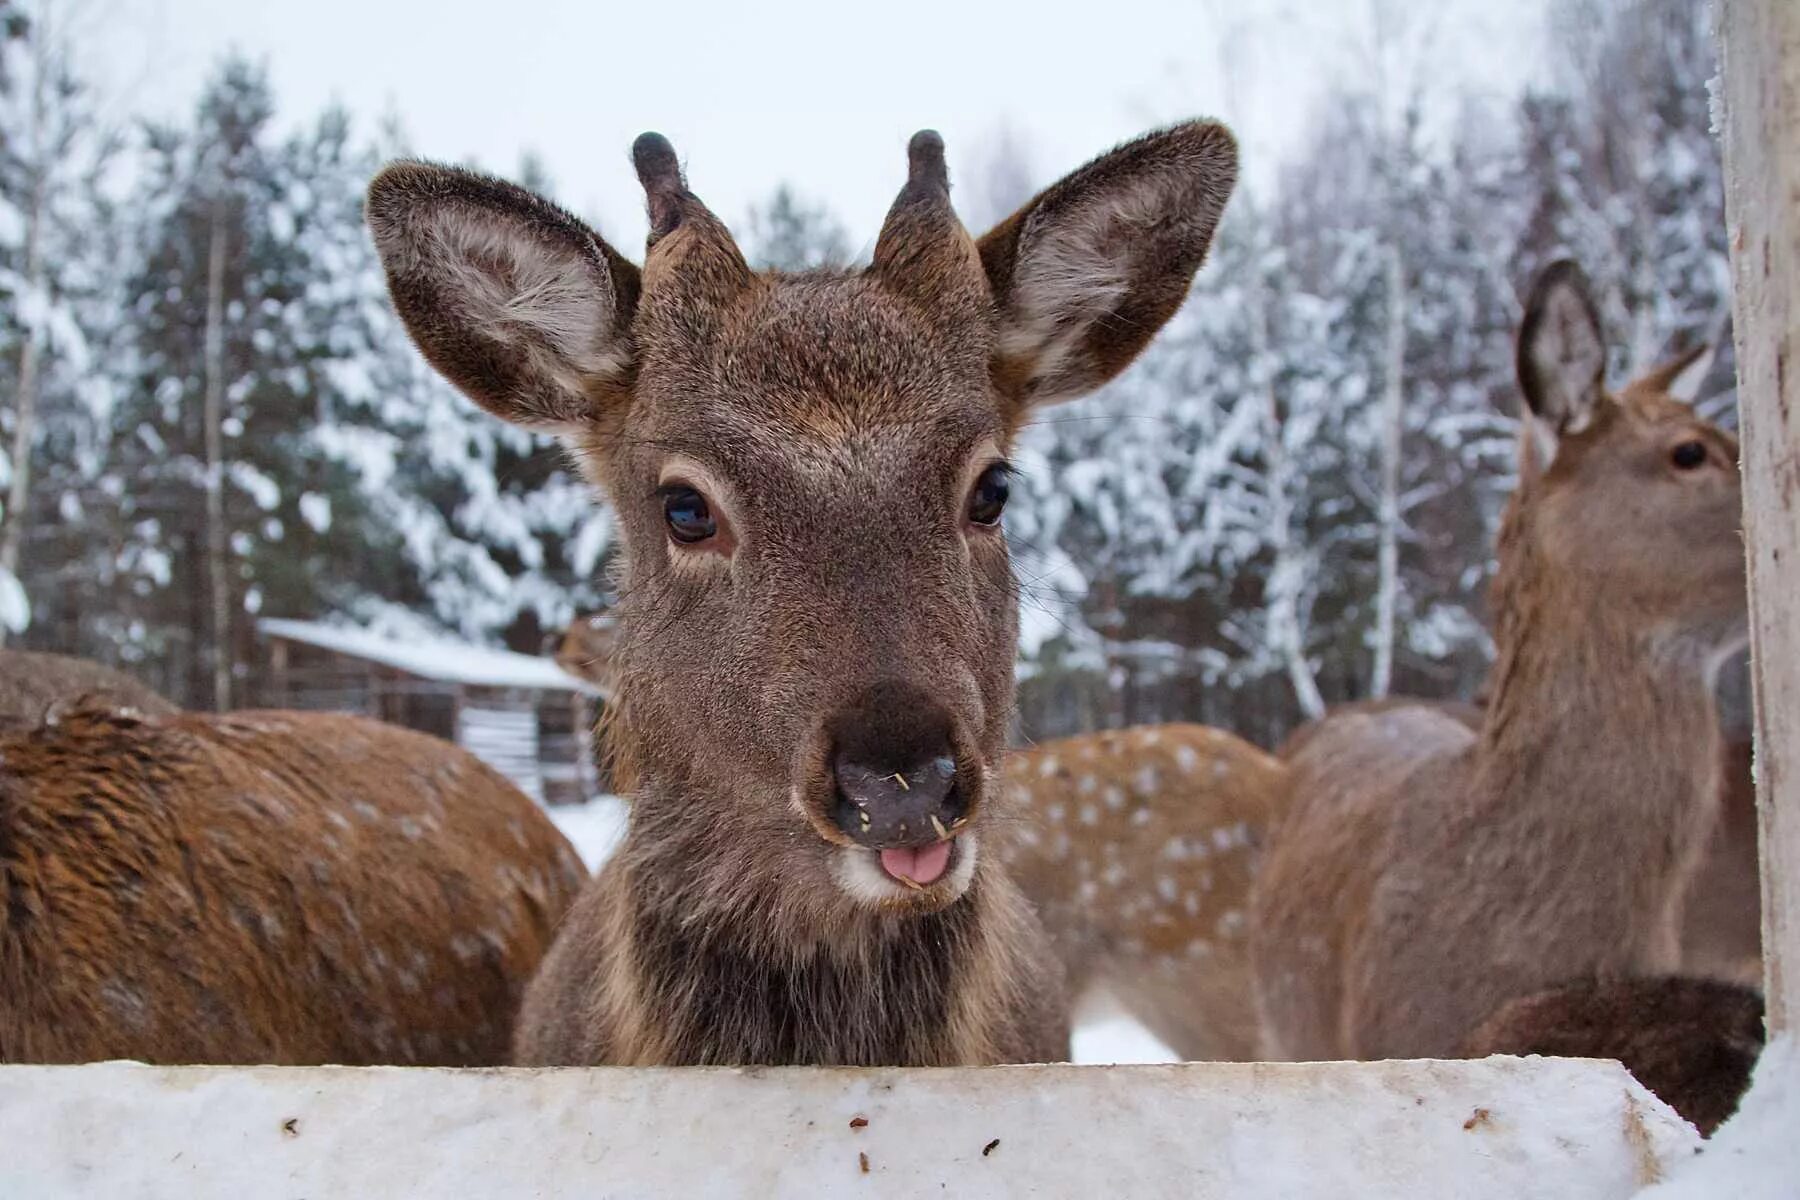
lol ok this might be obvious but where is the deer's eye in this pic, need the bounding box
[660,485,717,544]
[1670,440,1708,471]
[968,463,1012,527]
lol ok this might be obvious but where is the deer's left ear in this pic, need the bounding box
[976,121,1237,413]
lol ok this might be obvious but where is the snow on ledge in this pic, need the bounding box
[0,1058,1696,1198]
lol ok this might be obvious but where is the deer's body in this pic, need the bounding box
[0,649,176,722]
[0,706,585,1065]
[1004,724,1283,1060]
[1274,696,1482,761]
[1461,976,1763,1136]
[1251,262,1747,1061]
[369,124,1237,1066]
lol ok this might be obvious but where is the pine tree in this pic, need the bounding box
[0,0,120,643]
[742,185,850,272]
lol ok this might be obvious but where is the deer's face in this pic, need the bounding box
[368,126,1236,912]
[1512,262,1747,667]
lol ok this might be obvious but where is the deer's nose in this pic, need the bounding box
[830,750,965,849]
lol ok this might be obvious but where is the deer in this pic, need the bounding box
[1274,696,1481,761]
[366,122,1238,1067]
[1249,260,1749,1062]
[1461,974,1764,1136]
[0,649,178,721]
[1,701,587,1065]
[1001,723,1284,1060]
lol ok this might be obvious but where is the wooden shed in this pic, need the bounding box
[256,618,605,806]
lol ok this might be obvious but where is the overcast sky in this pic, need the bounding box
[91,0,1549,252]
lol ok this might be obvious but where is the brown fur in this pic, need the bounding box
[1682,735,1763,985]
[1251,262,1748,1060]
[1274,697,1483,761]
[0,650,176,724]
[1003,724,1285,1060]
[368,124,1237,1066]
[0,706,586,1065]
[1462,976,1764,1136]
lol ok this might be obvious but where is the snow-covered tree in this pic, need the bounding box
[742,185,850,272]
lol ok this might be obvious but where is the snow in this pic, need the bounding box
[546,795,630,872]
[1637,1035,1799,1199]
[0,567,29,635]
[1071,1017,1180,1065]
[0,1057,1697,1198]
[298,492,332,534]
[256,618,599,693]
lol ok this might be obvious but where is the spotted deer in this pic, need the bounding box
[1003,723,1284,1060]
[1250,260,1748,1061]
[367,124,1238,1066]
[1,702,586,1065]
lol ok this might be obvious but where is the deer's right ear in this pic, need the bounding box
[367,162,641,429]
[976,121,1237,414]
[1516,260,1607,452]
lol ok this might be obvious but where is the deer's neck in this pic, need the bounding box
[612,779,988,1066]
[1470,595,1724,963]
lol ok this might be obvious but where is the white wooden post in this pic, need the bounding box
[1716,0,1800,1036]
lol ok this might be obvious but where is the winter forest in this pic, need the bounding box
[0,0,1729,746]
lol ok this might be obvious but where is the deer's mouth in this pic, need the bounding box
[880,840,953,886]
[829,833,979,909]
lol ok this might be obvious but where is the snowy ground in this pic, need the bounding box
[1639,1035,1797,1199]
[545,797,1182,1066]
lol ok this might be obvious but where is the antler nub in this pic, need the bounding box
[632,132,687,240]
[906,130,949,196]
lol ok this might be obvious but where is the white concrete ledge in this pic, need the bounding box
[0,1057,1696,1198]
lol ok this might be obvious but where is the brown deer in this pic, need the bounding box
[1274,696,1481,761]
[0,704,586,1065]
[0,649,177,721]
[1682,654,1762,985]
[1002,724,1284,1060]
[367,123,1238,1066]
[1250,260,1748,1061]
[1277,682,1759,989]
[1461,975,1764,1136]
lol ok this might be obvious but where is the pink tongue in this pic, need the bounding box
[879,839,953,886]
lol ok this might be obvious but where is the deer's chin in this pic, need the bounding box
[829,833,979,912]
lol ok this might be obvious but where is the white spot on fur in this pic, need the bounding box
[1156,876,1178,902]
[1046,802,1066,824]
[1038,756,1060,779]
[1103,785,1125,811]
[1174,744,1199,772]
[1079,804,1099,826]
[1133,765,1158,795]
[1077,774,1097,796]
[1137,729,1162,747]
